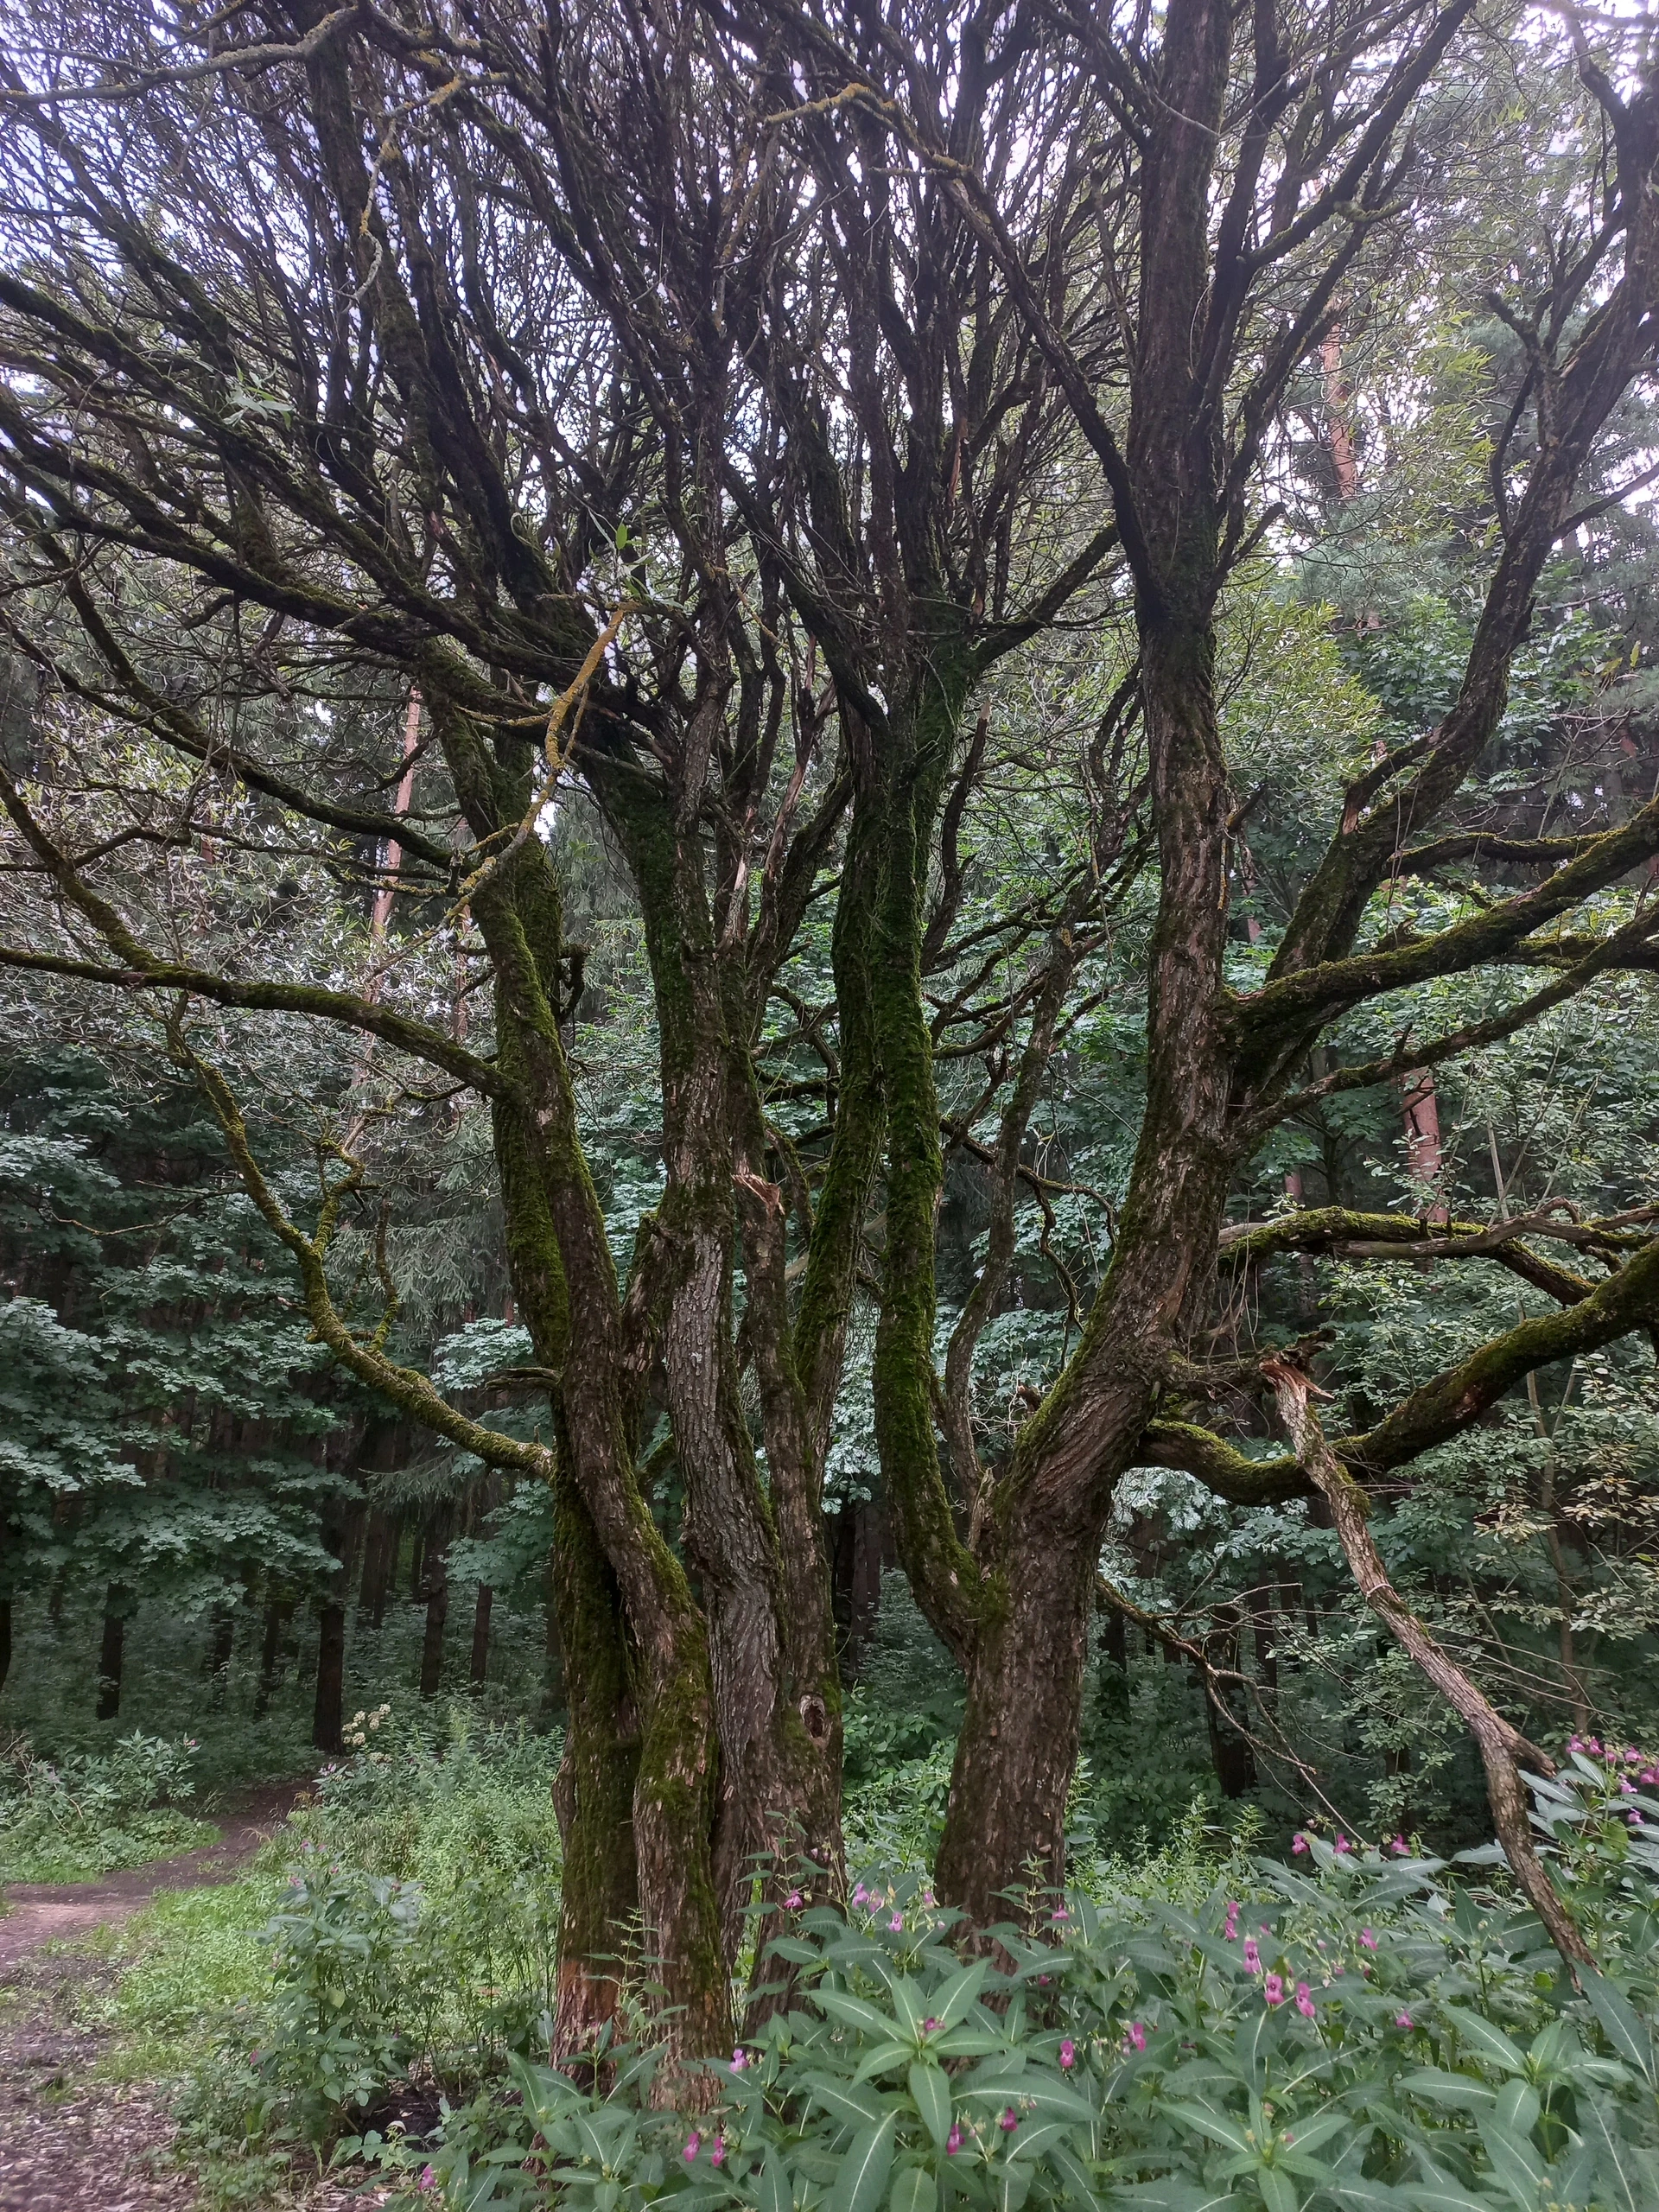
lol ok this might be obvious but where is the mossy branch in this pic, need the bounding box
[173,1031,557,1484]
[1264,1355,1591,1972]
[0,761,505,1097]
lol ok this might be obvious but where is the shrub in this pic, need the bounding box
[0,1726,214,1880]
[404,1748,1659,2210]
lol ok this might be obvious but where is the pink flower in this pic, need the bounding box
[1642,1770,1659,1786]
[683,2133,701,2162]
[711,2136,726,2169]
[889,1912,904,1932]
[1569,1736,1584,1753]
[1332,1961,1344,1977]
[418,2168,437,2193]
[1622,1778,1637,1795]
[1630,1812,1644,1827]
[1000,2107,1019,2133]
[1587,1737,1601,1754]
[731,2047,747,2071]
[1294,1982,1316,2018]
[924,2018,938,2033]
[1359,1929,1377,1950]
[1291,1832,1308,1854]
[1390,1836,1409,1855]
[1264,1975,1286,2006]
[1243,1938,1261,1973]
[1052,1906,1070,1923]
[785,1890,803,1909]
[1125,2021,1147,2051]
[1628,1749,1642,1765]
[946,2126,963,2156]
[922,1889,936,1907]
[1395,2012,1414,2031]
[1334,1835,1351,1854]
[1059,2039,1076,2069]
[853,1884,868,1904]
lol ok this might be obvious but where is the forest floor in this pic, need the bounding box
[0,1785,385,2211]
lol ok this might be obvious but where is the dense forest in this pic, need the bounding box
[3,0,1659,2205]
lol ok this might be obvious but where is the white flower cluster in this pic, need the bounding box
[345,1702,391,1751]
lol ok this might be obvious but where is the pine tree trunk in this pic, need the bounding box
[469,1584,493,1690]
[313,1598,346,1753]
[95,1588,126,1720]
[419,1510,451,1698]
[207,1605,235,1708]
[358,1510,395,1624]
[254,1592,295,1718]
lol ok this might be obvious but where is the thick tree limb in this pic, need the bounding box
[1264,1355,1590,1970]
[1222,1205,1597,1308]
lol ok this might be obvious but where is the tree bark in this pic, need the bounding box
[419,1507,452,1699]
[207,1605,235,1709]
[254,1592,295,1719]
[314,1595,346,1754]
[469,1583,493,1691]
[95,1587,126,1721]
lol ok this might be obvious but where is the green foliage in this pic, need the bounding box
[404,1756,1659,2211]
[0,1726,214,1880]
[147,1710,565,2177]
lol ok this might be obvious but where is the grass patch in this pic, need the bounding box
[0,1808,219,1885]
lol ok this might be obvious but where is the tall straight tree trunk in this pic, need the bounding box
[207,1605,235,1709]
[469,1583,493,1691]
[314,1596,346,1753]
[254,1591,295,1718]
[932,593,1239,1918]
[359,1510,397,1626]
[96,1586,126,1720]
[0,1598,10,1697]
[419,1508,452,1699]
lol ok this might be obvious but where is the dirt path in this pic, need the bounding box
[0,1781,381,2211]
[0,1780,306,1974]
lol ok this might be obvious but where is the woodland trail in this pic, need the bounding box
[0,1780,304,1972]
[0,1781,380,2211]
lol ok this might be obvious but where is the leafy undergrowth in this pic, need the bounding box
[84,1725,1659,2211]
[86,1707,563,2206]
[0,1729,217,1881]
[379,1750,1659,2210]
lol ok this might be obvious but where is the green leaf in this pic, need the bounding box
[1161,2099,1254,2154]
[1400,2069,1497,2113]
[830,2113,898,2212]
[1440,2009,1527,2078]
[1474,2116,1545,2211]
[818,1989,899,2039]
[1492,2079,1539,2139]
[1276,2107,1349,2159]
[1579,1968,1657,2086]
[931,1957,991,2030]
[753,2149,792,2212]
[907,2062,952,2149]
[1112,2189,1243,2212]
[1578,2094,1659,2212]
[1256,2168,1299,2212]
[889,2171,937,2212]
[855,2042,923,2084]
[806,2074,885,2131]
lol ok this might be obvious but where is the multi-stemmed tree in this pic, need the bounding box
[3,0,1658,2037]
